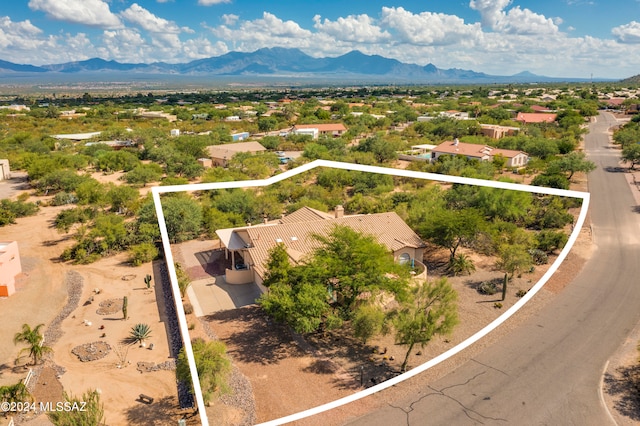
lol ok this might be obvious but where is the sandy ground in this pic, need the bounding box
[0,184,188,426]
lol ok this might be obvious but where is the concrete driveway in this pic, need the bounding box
[186,275,263,317]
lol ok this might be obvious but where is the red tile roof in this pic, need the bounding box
[515,112,557,124]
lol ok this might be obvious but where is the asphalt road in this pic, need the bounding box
[349,112,640,426]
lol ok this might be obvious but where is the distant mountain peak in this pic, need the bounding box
[0,48,612,83]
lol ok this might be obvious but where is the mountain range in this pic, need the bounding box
[0,48,615,84]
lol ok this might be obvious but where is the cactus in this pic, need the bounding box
[122,296,128,320]
[144,274,152,289]
[501,272,508,301]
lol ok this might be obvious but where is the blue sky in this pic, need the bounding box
[1,0,640,78]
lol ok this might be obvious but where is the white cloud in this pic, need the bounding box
[313,14,390,43]
[0,16,43,51]
[28,0,122,29]
[612,21,640,43]
[379,7,481,46]
[120,4,185,34]
[470,0,559,35]
[221,14,239,26]
[101,28,148,62]
[211,12,313,50]
[469,0,512,28]
[182,38,228,59]
[198,0,231,5]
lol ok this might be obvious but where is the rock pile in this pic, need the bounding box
[71,341,112,362]
[96,298,123,315]
[136,360,176,373]
[158,262,194,409]
[44,270,83,346]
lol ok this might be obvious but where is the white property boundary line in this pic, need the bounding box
[151,159,590,426]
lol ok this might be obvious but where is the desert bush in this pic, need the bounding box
[183,302,194,315]
[478,280,499,295]
[129,243,158,266]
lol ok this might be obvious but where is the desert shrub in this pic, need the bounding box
[478,280,499,295]
[528,249,549,265]
[449,253,476,276]
[535,230,568,253]
[183,303,194,315]
[0,198,39,226]
[51,191,78,206]
[129,243,158,266]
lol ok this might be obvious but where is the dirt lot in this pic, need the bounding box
[0,182,190,426]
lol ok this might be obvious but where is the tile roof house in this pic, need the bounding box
[479,124,521,139]
[206,141,266,167]
[292,123,347,139]
[215,206,426,290]
[432,139,528,168]
[515,112,557,124]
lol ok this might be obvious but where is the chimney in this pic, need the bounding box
[335,205,344,219]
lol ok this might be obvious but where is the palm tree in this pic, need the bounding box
[0,381,33,418]
[14,323,53,365]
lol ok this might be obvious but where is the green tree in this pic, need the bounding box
[161,196,203,243]
[105,184,139,215]
[14,323,52,365]
[622,144,640,170]
[47,389,104,426]
[129,243,158,266]
[309,225,410,313]
[552,151,596,180]
[352,304,387,344]
[419,208,484,263]
[176,338,231,405]
[124,164,163,187]
[393,278,458,372]
[496,244,533,300]
[259,225,410,334]
[0,381,32,407]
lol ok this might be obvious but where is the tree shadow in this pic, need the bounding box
[604,166,629,173]
[603,365,640,422]
[206,306,304,365]
[124,395,197,426]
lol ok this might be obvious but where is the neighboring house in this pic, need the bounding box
[215,206,426,290]
[397,144,437,162]
[231,132,250,142]
[206,141,267,167]
[432,139,528,168]
[479,124,520,139]
[0,104,30,111]
[0,159,10,180]
[292,123,347,139]
[515,112,557,124]
[135,109,177,122]
[52,131,102,141]
[0,241,21,297]
[84,140,135,150]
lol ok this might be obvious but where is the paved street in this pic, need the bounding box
[349,112,640,425]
